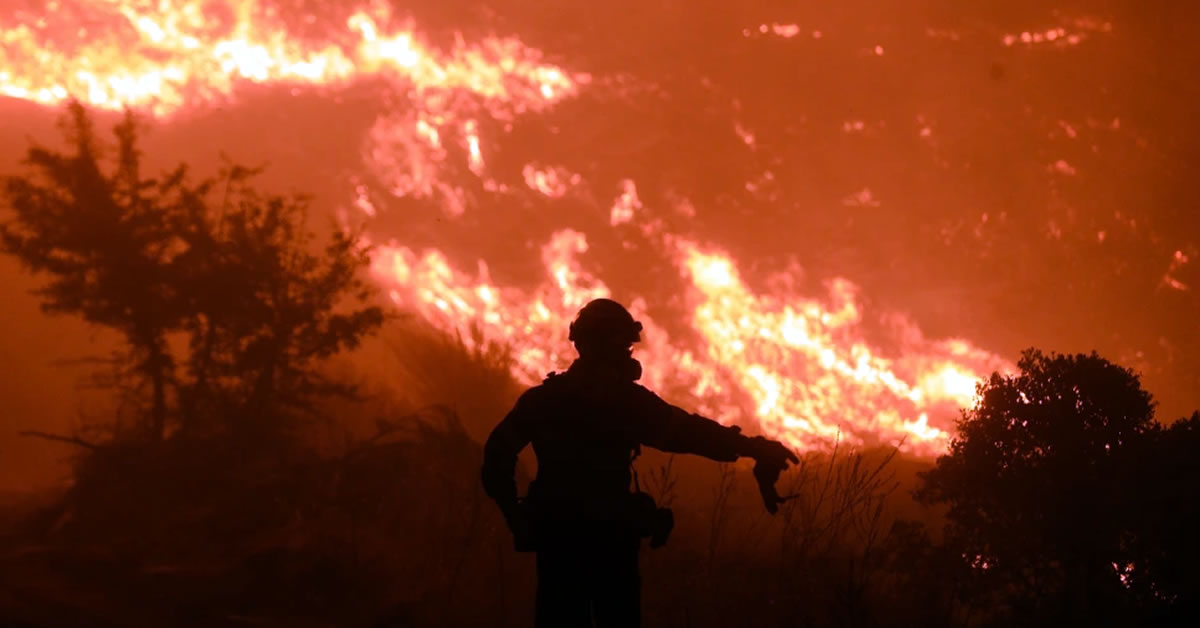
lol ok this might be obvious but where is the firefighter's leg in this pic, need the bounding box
[535,545,590,628]
[590,534,642,628]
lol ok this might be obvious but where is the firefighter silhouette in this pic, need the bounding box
[481,298,798,627]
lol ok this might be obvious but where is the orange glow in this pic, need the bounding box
[6,1,1017,458]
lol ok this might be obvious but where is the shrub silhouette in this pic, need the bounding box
[916,349,1196,626]
[1,102,383,442]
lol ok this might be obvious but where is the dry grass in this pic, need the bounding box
[0,324,949,627]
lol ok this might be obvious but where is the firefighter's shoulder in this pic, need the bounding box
[510,377,558,411]
[625,381,672,410]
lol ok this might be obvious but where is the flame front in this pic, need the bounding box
[370,230,1006,457]
[0,0,584,115]
[2,0,1016,457]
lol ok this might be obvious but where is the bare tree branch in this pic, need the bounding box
[18,429,98,450]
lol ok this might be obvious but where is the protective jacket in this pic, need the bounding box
[481,356,750,523]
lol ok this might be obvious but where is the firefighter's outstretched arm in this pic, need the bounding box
[481,391,536,549]
[634,386,799,512]
[640,401,745,461]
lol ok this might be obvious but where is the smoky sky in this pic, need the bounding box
[1,0,1198,490]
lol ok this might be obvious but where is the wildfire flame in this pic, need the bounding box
[3,0,1014,456]
[369,230,1006,457]
[0,0,584,115]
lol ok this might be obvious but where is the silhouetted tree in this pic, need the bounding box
[170,168,385,436]
[917,349,1160,625]
[1,102,383,440]
[1,103,198,438]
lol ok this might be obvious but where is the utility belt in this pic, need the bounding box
[521,481,674,550]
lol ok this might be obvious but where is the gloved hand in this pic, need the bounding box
[742,435,800,469]
[742,436,799,514]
